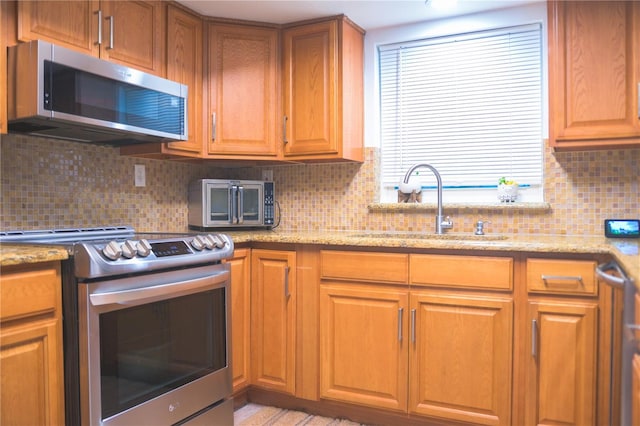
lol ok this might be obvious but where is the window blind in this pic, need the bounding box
[379,24,543,188]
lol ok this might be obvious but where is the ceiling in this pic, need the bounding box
[176,0,541,30]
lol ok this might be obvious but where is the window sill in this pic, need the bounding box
[368,202,551,212]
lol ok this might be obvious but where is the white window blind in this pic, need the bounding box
[379,24,543,189]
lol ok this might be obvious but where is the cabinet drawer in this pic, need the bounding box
[526,258,597,296]
[410,254,513,290]
[0,263,60,322]
[320,251,408,283]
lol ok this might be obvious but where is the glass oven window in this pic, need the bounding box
[242,187,260,222]
[209,187,231,222]
[99,288,226,419]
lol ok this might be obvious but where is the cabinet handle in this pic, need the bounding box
[96,10,103,45]
[107,16,114,50]
[284,266,290,299]
[211,113,216,141]
[283,116,288,145]
[541,274,583,286]
[398,307,403,342]
[637,82,639,119]
[531,319,538,358]
[411,308,416,343]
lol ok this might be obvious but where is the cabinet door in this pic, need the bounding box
[251,249,296,394]
[525,301,597,426]
[634,354,640,426]
[17,0,99,56]
[548,1,640,149]
[165,5,203,156]
[227,248,251,392]
[99,0,165,75]
[319,284,408,411]
[282,20,338,157]
[409,292,513,425]
[208,24,279,157]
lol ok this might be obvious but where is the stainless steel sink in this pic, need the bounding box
[350,232,508,241]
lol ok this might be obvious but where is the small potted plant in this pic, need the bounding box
[497,177,518,202]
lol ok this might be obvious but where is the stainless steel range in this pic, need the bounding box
[0,226,235,426]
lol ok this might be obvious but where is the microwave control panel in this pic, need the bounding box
[264,182,275,226]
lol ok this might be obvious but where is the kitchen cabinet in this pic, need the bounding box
[548,0,640,150]
[634,355,640,426]
[319,250,513,425]
[17,0,165,76]
[207,23,280,159]
[251,249,296,395]
[0,1,9,134]
[0,262,65,426]
[523,258,600,426]
[121,4,203,159]
[282,16,364,162]
[227,248,251,393]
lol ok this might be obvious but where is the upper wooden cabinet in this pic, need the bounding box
[548,1,640,150]
[17,0,165,76]
[282,17,364,162]
[207,23,280,159]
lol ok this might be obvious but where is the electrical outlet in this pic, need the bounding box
[262,169,273,181]
[134,164,146,187]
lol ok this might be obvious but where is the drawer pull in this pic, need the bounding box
[411,309,416,343]
[541,274,583,285]
[284,266,290,299]
[531,319,538,358]
[398,307,403,342]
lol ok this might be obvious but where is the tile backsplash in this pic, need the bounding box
[1,133,638,236]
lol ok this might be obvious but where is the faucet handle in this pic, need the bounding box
[441,216,453,229]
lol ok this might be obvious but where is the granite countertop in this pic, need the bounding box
[1,231,637,286]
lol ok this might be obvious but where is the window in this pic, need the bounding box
[379,24,543,203]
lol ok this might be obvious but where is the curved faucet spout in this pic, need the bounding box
[403,163,453,234]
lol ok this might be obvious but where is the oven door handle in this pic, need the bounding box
[89,270,229,306]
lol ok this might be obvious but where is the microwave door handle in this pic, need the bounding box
[237,186,244,224]
[229,185,237,224]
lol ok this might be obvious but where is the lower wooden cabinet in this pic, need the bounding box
[319,250,513,425]
[524,301,598,426]
[409,293,513,425]
[251,249,297,395]
[227,248,251,392]
[0,262,65,426]
[319,285,408,411]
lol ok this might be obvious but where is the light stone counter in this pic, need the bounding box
[0,243,69,267]
[226,230,639,286]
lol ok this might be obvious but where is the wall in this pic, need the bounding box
[1,134,637,236]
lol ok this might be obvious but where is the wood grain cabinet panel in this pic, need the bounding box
[207,23,280,158]
[525,301,597,426]
[226,248,251,392]
[526,258,597,296]
[410,254,513,290]
[548,0,640,149]
[282,17,364,162]
[17,0,165,76]
[0,262,64,426]
[251,249,296,395]
[320,250,408,284]
[409,293,513,425]
[319,285,408,411]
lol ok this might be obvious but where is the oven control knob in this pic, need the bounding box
[202,234,215,250]
[121,240,137,259]
[103,241,122,260]
[211,234,226,248]
[191,235,206,251]
[136,239,152,257]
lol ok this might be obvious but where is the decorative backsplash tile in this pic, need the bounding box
[1,133,638,236]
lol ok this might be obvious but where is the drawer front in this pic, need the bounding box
[0,263,60,322]
[526,258,597,296]
[410,254,513,290]
[320,251,409,284]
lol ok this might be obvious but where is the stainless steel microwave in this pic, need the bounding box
[188,179,275,229]
[7,40,188,145]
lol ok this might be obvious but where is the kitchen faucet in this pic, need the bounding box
[403,164,453,234]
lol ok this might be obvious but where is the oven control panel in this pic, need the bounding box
[101,234,228,261]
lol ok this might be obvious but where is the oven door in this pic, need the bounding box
[78,264,231,426]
